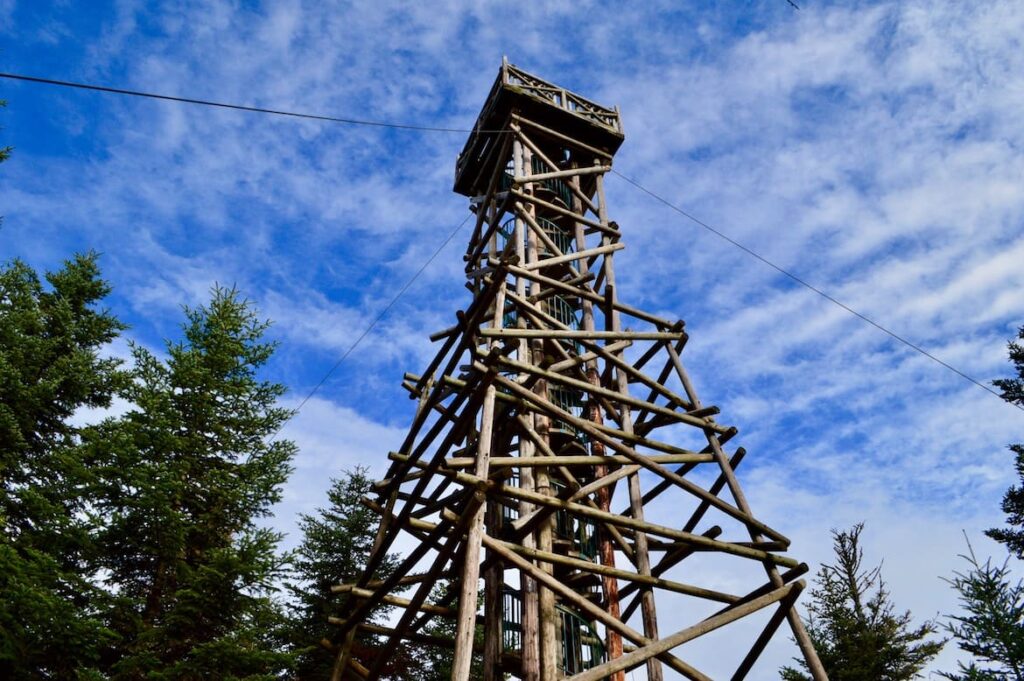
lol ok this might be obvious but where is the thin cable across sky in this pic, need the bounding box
[0,72,479,133]
[3,69,1018,414]
[269,213,472,439]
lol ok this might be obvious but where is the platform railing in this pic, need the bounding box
[504,63,621,132]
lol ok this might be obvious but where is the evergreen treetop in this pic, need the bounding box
[287,467,426,680]
[0,253,126,679]
[781,523,943,680]
[987,326,1024,557]
[88,285,296,679]
[942,539,1024,680]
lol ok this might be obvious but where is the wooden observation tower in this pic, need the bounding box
[330,59,827,681]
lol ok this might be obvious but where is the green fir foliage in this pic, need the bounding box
[781,523,943,680]
[286,467,409,680]
[0,253,305,678]
[87,285,296,679]
[941,539,1024,680]
[987,326,1024,558]
[0,253,127,678]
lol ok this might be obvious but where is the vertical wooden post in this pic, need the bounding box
[534,342,558,681]
[515,136,541,681]
[483,196,505,681]
[596,164,664,681]
[330,628,358,681]
[522,142,559,681]
[572,169,624,681]
[452,200,505,681]
[484,497,503,681]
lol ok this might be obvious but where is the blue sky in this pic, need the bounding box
[4,0,1024,676]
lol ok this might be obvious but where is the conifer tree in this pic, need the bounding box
[287,467,427,680]
[987,326,1024,557]
[940,326,1024,679]
[88,286,295,679]
[942,540,1024,680]
[781,523,943,680]
[0,254,126,678]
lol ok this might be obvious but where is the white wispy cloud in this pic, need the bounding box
[271,395,406,551]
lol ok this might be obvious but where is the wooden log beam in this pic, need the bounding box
[592,338,697,415]
[521,242,625,272]
[331,571,433,593]
[396,456,798,568]
[730,581,804,680]
[547,339,631,373]
[614,448,745,622]
[429,323,460,342]
[493,538,738,604]
[496,354,716,432]
[509,187,612,235]
[618,526,724,623]
[493,257,674,329]
[625,440,740,515]
[487,371,787,544]
[514,205,580,279]
[564,582,805,681]
[464,518,711,681]
[371,468,426,492]
[479,328,682,341]
[364,491,487,681]
[331,625,358,681]
[512,415,637,565]
[369,373,486,554]
[502,291,628,426]
[452,376,501,681]
[514,164,610,183]
[411,486,467,520]
[334,486,480,639]
[441,453,714,468]
[369,343,508,576]
[667,347,825,679]
[511,115,613,161]
[512,126,601,215]
[513,414,581,494]
[465,132,513,257]
[411,263,507,396]
[633,346,684,433]
[404,371,521,409]
[329,620,467,651]
[681,450,746,531]
[464,191,514,271]
[495,479,796,566]
[393,361,480,484]
[709,563,809,618]
[348,588,458,617]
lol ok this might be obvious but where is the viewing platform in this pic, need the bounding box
[454,58,625,197]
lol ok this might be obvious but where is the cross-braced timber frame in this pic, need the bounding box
[329,59,828,681]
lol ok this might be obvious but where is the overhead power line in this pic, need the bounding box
[611,169,1022,412]
[0,72,480,133]
[5,69,1016,413]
